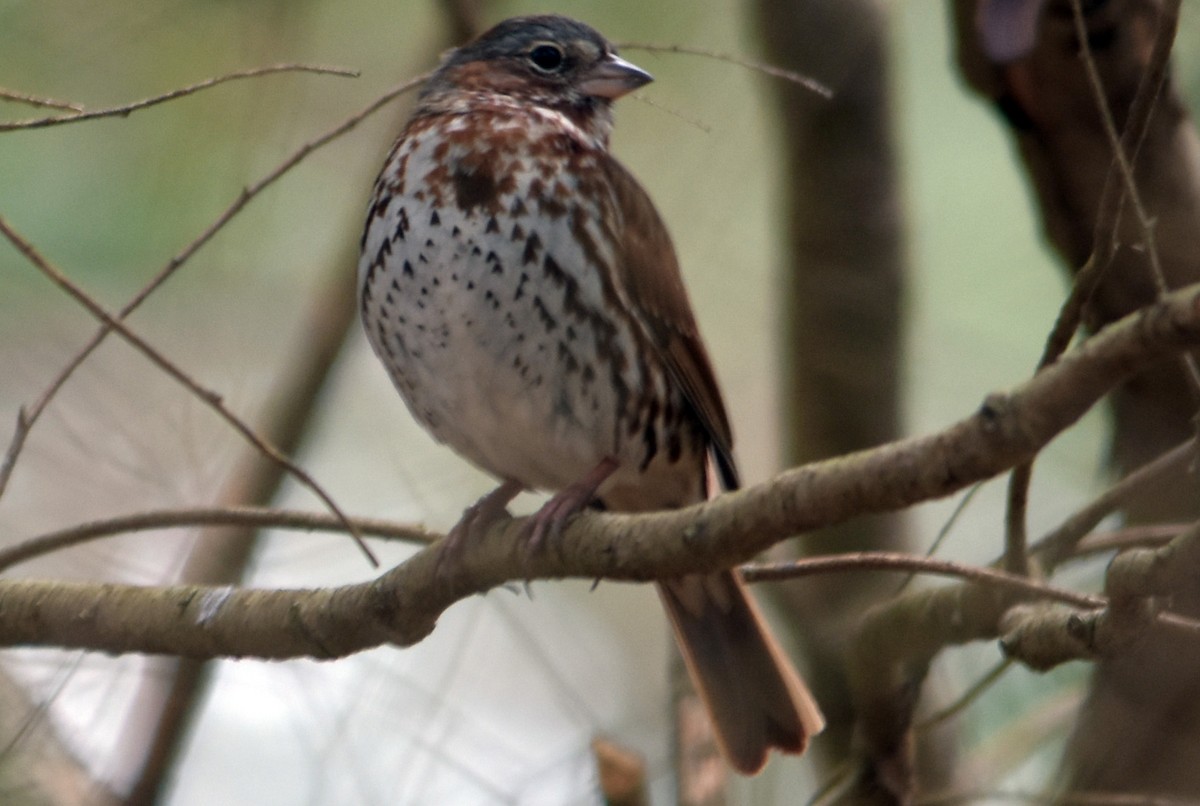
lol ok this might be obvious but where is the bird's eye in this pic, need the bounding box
[528,43,566,73]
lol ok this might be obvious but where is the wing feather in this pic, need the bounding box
[599,156,739,490]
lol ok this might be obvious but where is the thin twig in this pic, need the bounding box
[1065,0,1200,414]
[896,482,984,596]
[915,658,1013,731]
[1070,523,1182,557]
[0,216,376,565]
[1068,0,1183,305]
[0,507,435,573]
[619,42,832,99]
[1004,0,1187,578]
[1043,0,1182,367]
[0,64,359,132]
[744,553,1104,610]
[0,88,84,113]
[1030,437,1197,570]
[0,71,430,501]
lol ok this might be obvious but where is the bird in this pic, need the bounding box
[357,14,824,774]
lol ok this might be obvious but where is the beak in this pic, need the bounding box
[578,52,653,100]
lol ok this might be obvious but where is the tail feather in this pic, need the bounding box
[658,570,824,774]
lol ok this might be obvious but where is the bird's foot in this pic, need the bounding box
[437,479,524,576]
[526,457,619,556]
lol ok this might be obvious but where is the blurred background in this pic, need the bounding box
[3,1,1198,803]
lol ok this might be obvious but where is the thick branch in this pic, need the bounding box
[1,285,1199,657]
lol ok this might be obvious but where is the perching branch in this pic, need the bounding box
[2,284,1200,657]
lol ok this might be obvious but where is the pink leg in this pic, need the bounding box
[527,457,619,553]
[439,478,524,572]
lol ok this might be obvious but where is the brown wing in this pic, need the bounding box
[599,155,739,490]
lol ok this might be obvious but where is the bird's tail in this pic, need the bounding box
[657,570,824,775]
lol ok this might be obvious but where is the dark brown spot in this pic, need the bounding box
[393,207,409,241]
[523,232,542,265]
[667,427,683,462]
[557,341,579,374]
[372,194,391,219]
[452,169,498,213]
[532,296,557,332]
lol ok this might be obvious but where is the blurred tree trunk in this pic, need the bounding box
[955,0,1200,793]
[753,0,958,795]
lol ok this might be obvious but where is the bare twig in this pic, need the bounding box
[1003,0,1188,578]
[0,507,434,573]
[1041,0,1183,367]
[1070,523,1182,557]
[1067,0,1183,305]
[745,554,1102,610]
[915,658,1013,731]
[0,88,84,112]
[1030,437,1197,570]
[0,71,430,501]
[0,64,358,132]
[895,482,984,596]
[0,216,376,565]
[619,42,832,99]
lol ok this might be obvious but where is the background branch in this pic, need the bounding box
[955,0,1200,793]
[0,64,358,132]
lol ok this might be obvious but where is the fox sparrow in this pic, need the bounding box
[358,14,823,774]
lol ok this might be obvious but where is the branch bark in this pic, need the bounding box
[3,284,1199,658]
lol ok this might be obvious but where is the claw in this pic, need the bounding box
[525,457,619,556]
[437,478,523,577]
